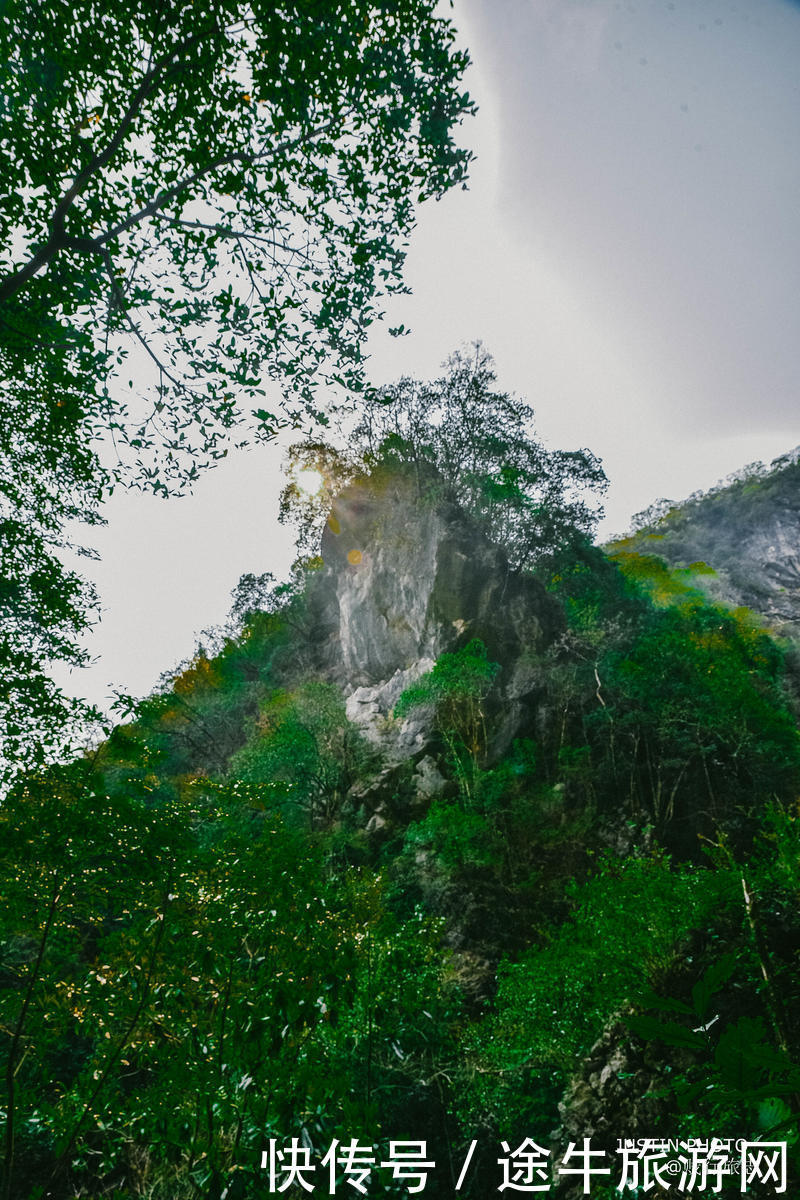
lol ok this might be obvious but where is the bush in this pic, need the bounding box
[459,853,736,1137]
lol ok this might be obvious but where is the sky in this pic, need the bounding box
[55,0,800,712]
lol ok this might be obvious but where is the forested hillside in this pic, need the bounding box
[4,363,800,1197]
[3,2,798,1196]
[612,451,800,642]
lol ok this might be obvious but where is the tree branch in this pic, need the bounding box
[0,29,214,303]
[98,245,202,400]
[100,117,340,246]
[166,216,315,264]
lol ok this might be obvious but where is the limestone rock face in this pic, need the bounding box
[616,457,800,640]
[308,471,563,759]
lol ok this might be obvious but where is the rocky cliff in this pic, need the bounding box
[611,452,800,640]
[79,455,800,1190]
[307,468,564,761]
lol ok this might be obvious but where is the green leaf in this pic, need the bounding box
[691,951,738,1018]
[637,986,694,1016]
[625,1015,705,1051]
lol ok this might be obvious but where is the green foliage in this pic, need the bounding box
[744,803,800,1063]
[1,0,474,452]
[0,0,474,784]
[395,639,499,802]
[0,762,188,1197]
[0,766,460,1198]
[395,639,499,739]
[100,568,319,789]
[461,854,735,1137]
[606,600,799,836]
[404,798,496,872]
[627,958,800,1143]
[539,547,800,847]
[354,344,608,569]
[230,682,373,826]
[280,344,608,568]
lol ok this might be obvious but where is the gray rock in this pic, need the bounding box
[308,469,564,759]
[614,457,800,642]
[345,660,435,757]
[413,754,447,799]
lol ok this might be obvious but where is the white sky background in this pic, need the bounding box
[55,0,800,712]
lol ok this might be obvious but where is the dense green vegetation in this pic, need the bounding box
[4,7,797,1196]
[4,463,800,1195]
[0,0,474,786]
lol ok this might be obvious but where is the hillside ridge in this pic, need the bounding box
[610,447,800,639]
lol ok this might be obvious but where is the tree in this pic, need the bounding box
[230,681,371,826]
[1,762,460,1198]
[0,1,474,782]
[281,344,608,568]
[394,639,499,803]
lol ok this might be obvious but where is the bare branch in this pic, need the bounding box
[166,216,316,263]
[99,246,202,400]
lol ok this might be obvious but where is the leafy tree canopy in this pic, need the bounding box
[230,681,373,826]
[282,344,608,568]
[0,0,474,781]
[1,0,473,469]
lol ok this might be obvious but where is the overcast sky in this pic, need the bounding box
[56,0,800,711]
